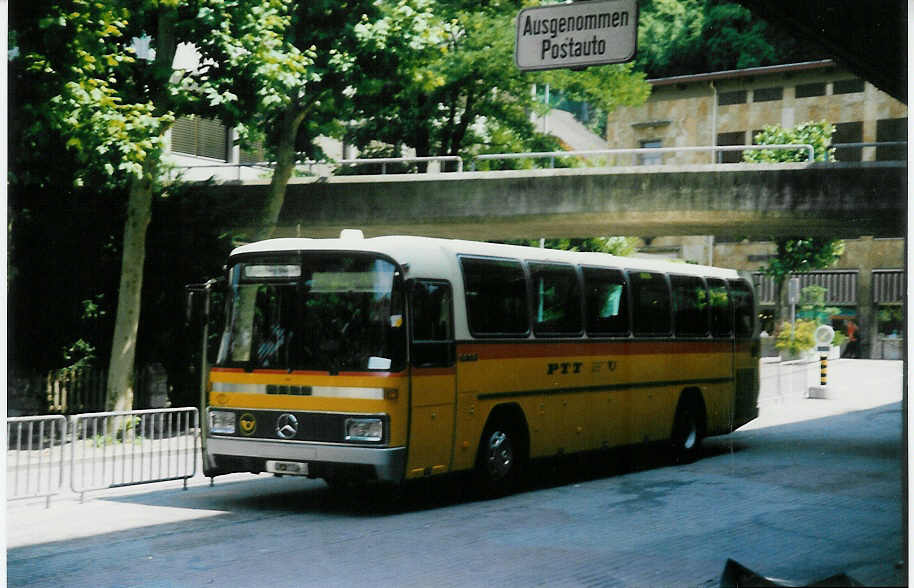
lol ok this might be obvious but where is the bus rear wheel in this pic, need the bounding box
[671,399,704,464]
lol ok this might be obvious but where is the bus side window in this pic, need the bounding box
[728,279,755,338]
[410,280,455,367]
[583,267,630,336]
[460,257,529,337]
[707,278,732,336]
[671,274,709,337]
[529,262,583,336]
[630,271,672,336]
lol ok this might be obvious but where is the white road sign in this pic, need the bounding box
[515,0,638,72]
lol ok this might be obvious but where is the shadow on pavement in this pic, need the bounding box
[78,402,903,518]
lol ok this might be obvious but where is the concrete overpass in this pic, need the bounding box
[191,161,906,240]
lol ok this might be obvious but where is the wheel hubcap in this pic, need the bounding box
[486,431,514,479]
[683,422,698,450]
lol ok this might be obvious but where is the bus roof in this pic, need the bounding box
[229,234,741,280]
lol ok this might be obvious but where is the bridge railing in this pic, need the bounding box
[471,144,816,170]
[169,141,906,179]
[168,155,464,180]
[825,141,907,162]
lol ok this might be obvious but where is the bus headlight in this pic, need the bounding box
[344,418,383,442]
[210,410,236,434]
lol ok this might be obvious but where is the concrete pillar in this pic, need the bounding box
[854,236,877,358]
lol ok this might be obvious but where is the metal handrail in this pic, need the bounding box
[168,140,906,178]
[170,155,464,178]
[471,144,816,169]
[330,155,464,174]
[826,141,907,161]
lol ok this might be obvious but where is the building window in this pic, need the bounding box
[832,121,864,162]
[833,78,865,95]
[718,90,747,106]
[876,118,907,161]
[239,142,266,164]
[795,82,826,98]
[716,131,746,163]
[753,87,783,102]
[171,116,230,161]
[638,139,663,165]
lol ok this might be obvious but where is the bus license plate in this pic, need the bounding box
[266,460,309,476]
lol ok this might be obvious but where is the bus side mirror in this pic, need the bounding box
[185,278,225,324]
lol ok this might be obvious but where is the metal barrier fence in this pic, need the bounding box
[7,415,69,507]
[70,408,199,501]
[6,408,199,506]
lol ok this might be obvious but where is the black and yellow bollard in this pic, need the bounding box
[820,354,828,386]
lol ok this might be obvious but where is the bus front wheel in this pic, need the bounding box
[474,421,523,496]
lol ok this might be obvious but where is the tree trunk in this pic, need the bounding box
[105,165,154,412]
[252,105,307,240]
[104,7,177,413]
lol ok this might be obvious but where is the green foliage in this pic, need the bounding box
[743,121,836,163]
[347,0,649,164]
[191,0,318,156]
[775,319,816,354]
[61,339,96,370]
[500,237,639,256]
[797,285,840,325]
[877,306,903,335]
[12,0,177,188]
[763,238,845,286]
[636,0,827,78]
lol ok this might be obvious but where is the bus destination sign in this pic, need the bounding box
[515,0,638,72]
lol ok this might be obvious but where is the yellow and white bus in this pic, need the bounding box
[197,231,758,491]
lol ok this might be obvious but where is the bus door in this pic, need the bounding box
[405,280,457,479]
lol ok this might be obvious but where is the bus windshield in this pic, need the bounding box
[216,253,405,373]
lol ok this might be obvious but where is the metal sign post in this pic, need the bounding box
[809,325,835,399]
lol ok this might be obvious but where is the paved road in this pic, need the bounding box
[6,360,906,587]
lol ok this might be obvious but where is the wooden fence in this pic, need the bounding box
[9,365,166,416]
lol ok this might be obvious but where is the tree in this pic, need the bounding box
[10,0,265,411]
[348,0,650,169]
[762,238,846,322]
[744,120,844,322]
[636,0,827,78]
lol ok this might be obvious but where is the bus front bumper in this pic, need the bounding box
[205,437,407,483]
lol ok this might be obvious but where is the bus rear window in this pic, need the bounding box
[729,279,755,338]
[461,257,529,337]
